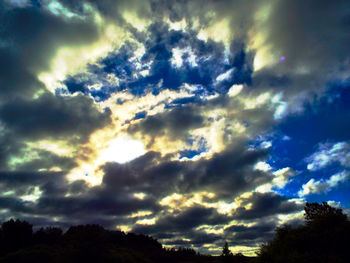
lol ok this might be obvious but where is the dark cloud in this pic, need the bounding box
[0,2,112,173]
[132,206,227,250]
[0,169,160,229]
[0,171,69,198]
[102,152,185,197]
[10,149,76,172]
[251,0,350,103]
[148,0,262,40]
[225,221,276,246]
[102,143,269,199]
[189,231,222,247]
[265,0,350,71]
[35,193,156,218]
[165,230,222,248]
[0,196,34,214]
[0,2,99,99]
[0,145,300,252]
[0,93,111,142]
[0,130,24,169]
[233,192,303,220]
[0,142,271,238]
[128,105,205,140]
[133,205,230,236]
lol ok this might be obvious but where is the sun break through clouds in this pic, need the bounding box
[0,0,350,255]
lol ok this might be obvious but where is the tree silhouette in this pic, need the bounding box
[221,241,233,257]
[0,219,249,262]
[257,202,350,263]
[0,219,33,254]
[33,227,62,245]
[304,201,347,225]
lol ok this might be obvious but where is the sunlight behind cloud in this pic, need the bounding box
[100,136,146,164]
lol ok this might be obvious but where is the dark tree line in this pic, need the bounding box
[220,241,249,263]
[0,220,215,263]
[0,202,348,263]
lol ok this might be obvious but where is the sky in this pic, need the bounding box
[0,0,350,256]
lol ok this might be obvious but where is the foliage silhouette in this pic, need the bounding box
[1,220,240,263]
[221,241,233,257]
[220,242,250,263]
[33,226,62,245]
[0,219,32,254]
[256,202,350,263]
[304,201,347,225]
[3,202,346,263]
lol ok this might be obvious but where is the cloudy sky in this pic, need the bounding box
[1,0,350,255]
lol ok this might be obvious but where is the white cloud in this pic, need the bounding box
[254,161,272,172]
[216,69,234,82]
[227,84,243,97]
[326,200,341,208]
[306,141,350,171]
[255,167,296,193]
[171,47,197,68]
[298,171,349,196]
[273,167,296,188]
[260,141,272,149]
[271,93,288,120]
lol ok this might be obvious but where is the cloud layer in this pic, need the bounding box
[1,0,349,255]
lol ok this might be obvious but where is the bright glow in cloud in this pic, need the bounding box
[122,10,151,31]
[27,140,76,157]
[135,217,156,225]
[216,69,234,82]
[67,132,146,185]
[198,18,232,47]
[100,136,145,164]
[133,192,147,200]
[227,84,244,97]
[167,18,187,31]
[21,186,42,202]
[127,211,153,218]
[47,1,77,18]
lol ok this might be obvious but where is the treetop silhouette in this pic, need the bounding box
[257,201,350,263]
[304,201,347,225]
[221,241,233,257]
